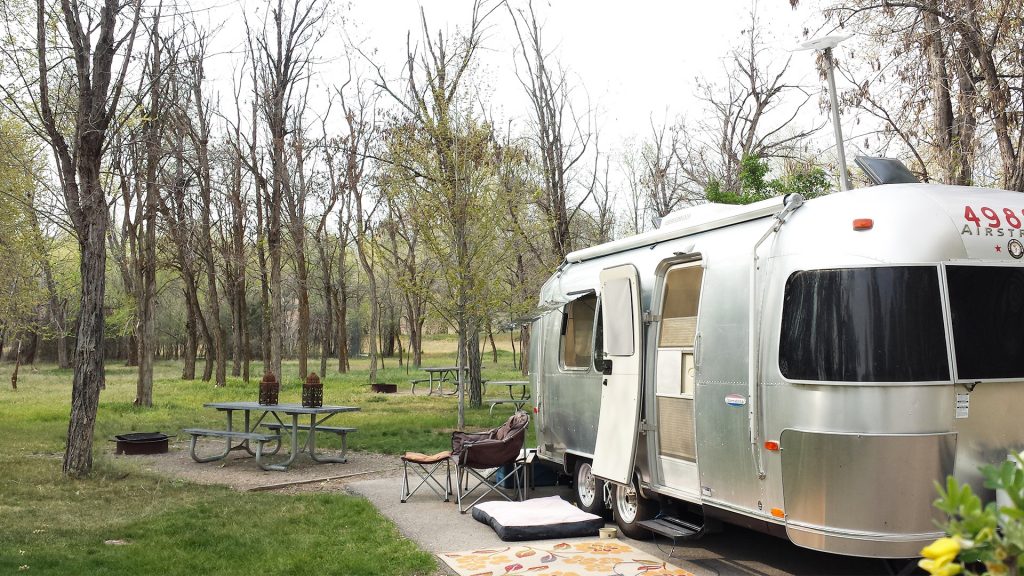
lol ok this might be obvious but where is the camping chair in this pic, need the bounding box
[400,450,453,503]
[451,411,531,513]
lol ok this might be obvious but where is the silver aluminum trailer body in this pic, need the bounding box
[530,183,1024,558]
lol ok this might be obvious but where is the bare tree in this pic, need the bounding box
[676,13,820,195]
[642,117,701,220]
[824,0,1022,189]
[507,0,594,261]
[335,79,380,385]
[222,74,252,382]
[247,0,326,380]
[32,0,143,477]
[182,30,227,386]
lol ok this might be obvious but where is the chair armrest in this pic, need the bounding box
[451,431,492,454]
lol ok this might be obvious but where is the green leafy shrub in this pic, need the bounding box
[923,454,1024,575]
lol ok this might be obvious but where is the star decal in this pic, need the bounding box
[996,245,1003,252]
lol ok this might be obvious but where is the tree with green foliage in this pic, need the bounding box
[920,455,1024,576]
[705,154,830,205]
[373,0,502,428]
[0,115,47,376]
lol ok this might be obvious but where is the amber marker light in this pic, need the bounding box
[764,440,780,451]
[853,218,874,230]
[770,508,785,518]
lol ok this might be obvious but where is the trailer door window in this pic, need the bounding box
[560,293,597,369]
[779,267,949,382]
[946,265,1024,380]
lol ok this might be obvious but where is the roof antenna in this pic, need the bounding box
[797,35,852,191]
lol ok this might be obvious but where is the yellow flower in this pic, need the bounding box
[918,558,962,576]
[921,537,961,561]
[918,537,962,576]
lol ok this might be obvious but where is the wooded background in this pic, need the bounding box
[0,0,1021,476]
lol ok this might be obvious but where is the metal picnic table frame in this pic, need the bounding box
[422,366,467,395]
[484,380,531,415]
[194,402,359,471]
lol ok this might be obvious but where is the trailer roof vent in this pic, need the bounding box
[854,156,920,186]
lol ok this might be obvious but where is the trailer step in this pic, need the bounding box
[638,517,703,541]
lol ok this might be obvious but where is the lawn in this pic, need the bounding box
[0,347,530,575]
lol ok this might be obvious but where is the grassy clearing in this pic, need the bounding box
[0,348,529,575]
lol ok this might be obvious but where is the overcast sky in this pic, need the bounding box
[201,0,830,150]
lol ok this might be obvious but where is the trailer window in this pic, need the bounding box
[779,267,949,382]
[560,293,597,369]
[946,265,1024,380]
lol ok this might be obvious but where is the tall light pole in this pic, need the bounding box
[799,35,852,191]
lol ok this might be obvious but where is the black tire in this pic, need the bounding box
[573,460,605,515]
[612,476,656,539]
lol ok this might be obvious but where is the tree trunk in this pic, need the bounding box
[335,288,348,373]
[467,324,482,408]
[125,333,138,367]
[200,216,225,386]
[295,246,310,379]
[256,187,272,374]
[487,320,497,364]
[11,340,21,390]
[183,293,198,380]
[63,212,108,477]
[242,302,251,383]
[23,328,39,366]
[335,237,349,373]
[396,328,404,368]
[519,325,530,375]
[43,261,70,369]
[318,243,333,379]
[269,195,283,380]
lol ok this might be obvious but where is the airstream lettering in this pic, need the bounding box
[528,182,1024,558]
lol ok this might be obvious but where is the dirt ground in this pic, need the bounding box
[122,438,405,494]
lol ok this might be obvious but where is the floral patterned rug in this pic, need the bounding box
[438,539,694,576]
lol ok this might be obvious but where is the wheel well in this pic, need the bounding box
[563,453,581,476]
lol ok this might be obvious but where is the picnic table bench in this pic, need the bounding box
[183,428,281,467]
[484,398,531,415]
[484,380,531,415]
[263,423,356,462]
[409,378,439,395]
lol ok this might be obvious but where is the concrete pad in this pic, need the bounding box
[347,471,895,576]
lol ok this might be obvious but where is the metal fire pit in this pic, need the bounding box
[113,432,169,455]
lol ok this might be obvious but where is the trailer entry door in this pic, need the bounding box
[592,264,643,485]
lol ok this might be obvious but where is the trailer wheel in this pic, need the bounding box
[612,477,655,539]
[573,460,605,515]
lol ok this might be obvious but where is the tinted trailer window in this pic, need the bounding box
[780,267,949,382]
[946,265,1024,380]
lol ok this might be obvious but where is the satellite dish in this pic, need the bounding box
[795,34,851,52]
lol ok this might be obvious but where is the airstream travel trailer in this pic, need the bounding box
[528,179,1024,558]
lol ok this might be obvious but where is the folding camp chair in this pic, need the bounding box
[451,411,530,513]
[400,450,453,503]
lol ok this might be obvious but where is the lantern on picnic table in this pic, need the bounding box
[302,372,323,408]
[259,372,279,405]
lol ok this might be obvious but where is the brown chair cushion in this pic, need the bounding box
[402,450,452,464]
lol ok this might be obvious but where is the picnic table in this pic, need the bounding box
[484,380,531,415]
[184,402,359,472]
[411,366,468,395]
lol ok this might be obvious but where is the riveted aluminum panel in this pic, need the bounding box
[780,430,955,557]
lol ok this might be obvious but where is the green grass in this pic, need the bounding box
[0,347,530,575]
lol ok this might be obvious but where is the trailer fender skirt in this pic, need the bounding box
[779,429,956,558]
